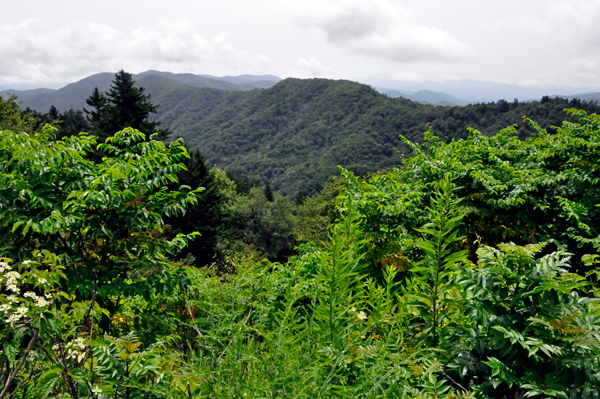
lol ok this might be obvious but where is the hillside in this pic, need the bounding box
[0,88,55,102]
[3,73,115,112]
[143,78,600,196]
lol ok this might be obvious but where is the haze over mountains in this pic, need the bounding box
[0,71,282,113]
[3,71,600,113]
[2,70,600,195]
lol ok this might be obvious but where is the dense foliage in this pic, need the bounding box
[149,78,600,196]
[1,92,600,398]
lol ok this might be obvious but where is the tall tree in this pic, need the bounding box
[83,86,107,137]
[165,149,229,266]
[85,70,169,140]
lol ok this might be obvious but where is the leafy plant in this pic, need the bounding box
[408,176,469,347]
[453,243,600,397]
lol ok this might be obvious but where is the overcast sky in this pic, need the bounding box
[2,0,600,95]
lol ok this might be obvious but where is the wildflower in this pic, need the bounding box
[357,311,368,321]
[74,337,86,349]
[5,271,20,282]
[16,306,28,315]
[0,304,10,313]
[350,307,357,312]
[6,284,20,294]
[7,295,18,304]
[22,260,31,265]
[92,386,102,394]
[24,291,38,299]
[66,348,78,360]
[38,278,47,285]
[35,297,49,308]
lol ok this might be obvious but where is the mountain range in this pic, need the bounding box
[0,71,281,113]
[3,71,600,196]
[378,89,467,106]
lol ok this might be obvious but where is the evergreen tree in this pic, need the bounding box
[293,190,305,205]
[226,170,254,195]
[165,149,228,266]
[84,70,169,140]
[264,181,274,202]
[48,105,60,121]
[84,86,107,137]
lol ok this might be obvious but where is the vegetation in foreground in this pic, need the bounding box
[1,86,600,398]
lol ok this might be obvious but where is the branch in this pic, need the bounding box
[0,327,39,399]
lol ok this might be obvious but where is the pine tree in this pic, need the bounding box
[165,149,228,266]
[83,87,107,137]
[264,181,274,202]
[84,70,169,140]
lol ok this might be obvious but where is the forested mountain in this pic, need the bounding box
[141,78,600,195]
[0,87,55,102]
[557,92,600,102]
[136,70,280,91]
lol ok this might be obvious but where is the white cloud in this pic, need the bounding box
[296,56,328,77]
[0,19,273,85]
[296,0,471,63]
[496,0,600,54]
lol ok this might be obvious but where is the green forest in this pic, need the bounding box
[1,71,600,398]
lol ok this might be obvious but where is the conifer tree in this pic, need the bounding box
[84,70,169,140]
[83,86,107,137]
[264,181,274,202]
[165,149,228,266]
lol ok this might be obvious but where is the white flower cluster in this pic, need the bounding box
[23,291,50,308]
[1,260,53,326]
[5,306,28,324]
[0,261,12,273]
[64,337,87,361]
[3,271,21,294]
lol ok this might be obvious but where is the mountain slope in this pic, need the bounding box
[150,78,600,196]
[198,73,281,85]
[0,88,55,102]
[410,90,465,106]
[8,73,115,112]
[556,92,600,102]
[380,88,465,105]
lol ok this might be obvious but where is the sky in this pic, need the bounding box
[2,0,600,98]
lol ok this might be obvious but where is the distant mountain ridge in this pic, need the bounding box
[0,71,282,113]
[381,89,467,106]
[555,92,600,102]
